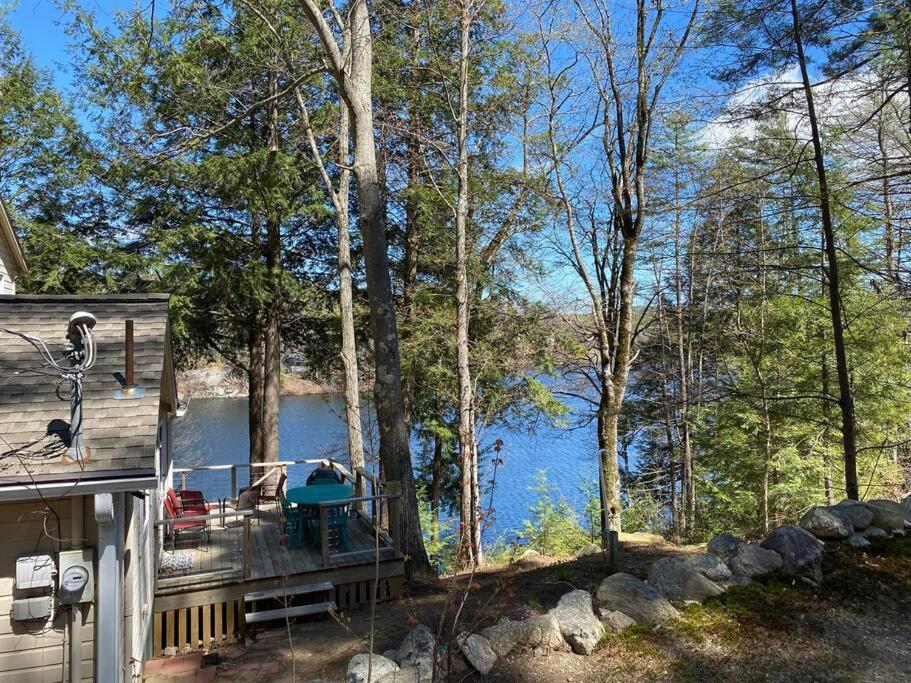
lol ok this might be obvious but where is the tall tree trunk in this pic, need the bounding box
[455,0,481,566]
[430,431,443,542]
[672,130,694,538]
[336,102,366,474]
[248,328,265,484]
[302,0,431,576]
[790,0,860,500]
[262,70,281,477]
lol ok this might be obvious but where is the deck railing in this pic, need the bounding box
[154,510,254,588]
[166,459,401,576]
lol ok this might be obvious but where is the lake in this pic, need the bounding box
[173,396,603,545]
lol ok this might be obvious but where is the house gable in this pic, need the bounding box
[0,200,26,294]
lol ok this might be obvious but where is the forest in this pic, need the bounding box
[2,0,910,579]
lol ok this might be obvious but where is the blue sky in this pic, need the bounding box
[7,0,130,91]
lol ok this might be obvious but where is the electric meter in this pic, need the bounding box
[57,548,94,605]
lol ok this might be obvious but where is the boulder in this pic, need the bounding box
[549,590,604,655]
[863,500,906,534]
[867,499,911,528]
[595,573,678,626]
[760,525,823,581]
[480,614,564,658]
[647,557,725,603]
[457,633,497,675]
[524,613,565,650]
[382,650,400,664]
[378,669,421,683]
[800,506,852,539]
[347,654,399,683]
[575,543,602,558]
[396,625,436,681]
[685,553,732,582]
[728,542,783,578]
[864,526,890,541]
[834,500,874,531]
[846,532,871,549]
[602,610,636,634]
[707,534,744,561]
[901,493,911,511]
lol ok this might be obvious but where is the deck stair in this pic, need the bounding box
[243,580,336,628]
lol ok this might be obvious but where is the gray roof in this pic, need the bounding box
[0,294,175,481]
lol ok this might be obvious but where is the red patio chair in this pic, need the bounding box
[167,487,209,516]
[163,495,209,550]
[178,488,215,512]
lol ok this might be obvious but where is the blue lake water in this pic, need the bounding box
[173,396,603,544]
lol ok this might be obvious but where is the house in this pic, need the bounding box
[0,293,177,682]
[0,201,26,294]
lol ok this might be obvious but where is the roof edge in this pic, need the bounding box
[0,293,171,302]
[0,200,27,276]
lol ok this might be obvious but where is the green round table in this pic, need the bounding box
[286,484,354,505]
[285,484,354,549]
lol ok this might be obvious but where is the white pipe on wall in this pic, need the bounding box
[95,492,124,682]
[69,495,84,683]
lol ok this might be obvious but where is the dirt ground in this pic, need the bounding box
[207,536,911,682]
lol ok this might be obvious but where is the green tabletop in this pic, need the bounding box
[285,484,354,506]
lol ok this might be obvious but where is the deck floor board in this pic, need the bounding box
[157,507,397,591]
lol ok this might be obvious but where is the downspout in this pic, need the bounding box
[69,495,84,682]
[95,492,124,682]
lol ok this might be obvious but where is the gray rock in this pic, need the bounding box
[728,542,783,578]
[378,669,421,683]
[760,524,823,581]
[601,610,636,634]
[868,499,911,528]
[396,625,436,681]
[800,506,852,539]
[525,613,566,650]
[707,534,744,561]
[480,614,564,659]
[347,654,399,683]
[647,557,725,603]
[685,553,733,582]
[457,633,497,675]
[846,532,871,549]
[834,500,874,530]
[901,493,911,511]
[549,589,604,655]
[382,650,400,664]
[595,573,679,626]
[864,526,890,541]
[575,543,602,558]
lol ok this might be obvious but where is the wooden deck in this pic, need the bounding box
[156,507,399,594]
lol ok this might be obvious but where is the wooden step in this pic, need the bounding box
[244,581,333,603]
[245,600,337,625]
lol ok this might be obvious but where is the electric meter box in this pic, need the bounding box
[12,596,53,621]
[15,554,55,590]
[57,548,94,605]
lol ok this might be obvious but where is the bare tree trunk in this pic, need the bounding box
[248,328,265,483]
[790,0,860,500]
[430,431,442,542]
[336,103,366,474]
[455,0,481,566]
[877,109,895,278]
[299,0,432,576]
[672,130,694,538]
[262,71,281,474]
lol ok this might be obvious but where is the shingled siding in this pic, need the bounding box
[0,498,98,682]
[0,294,172,478]
[0,237,14,294]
